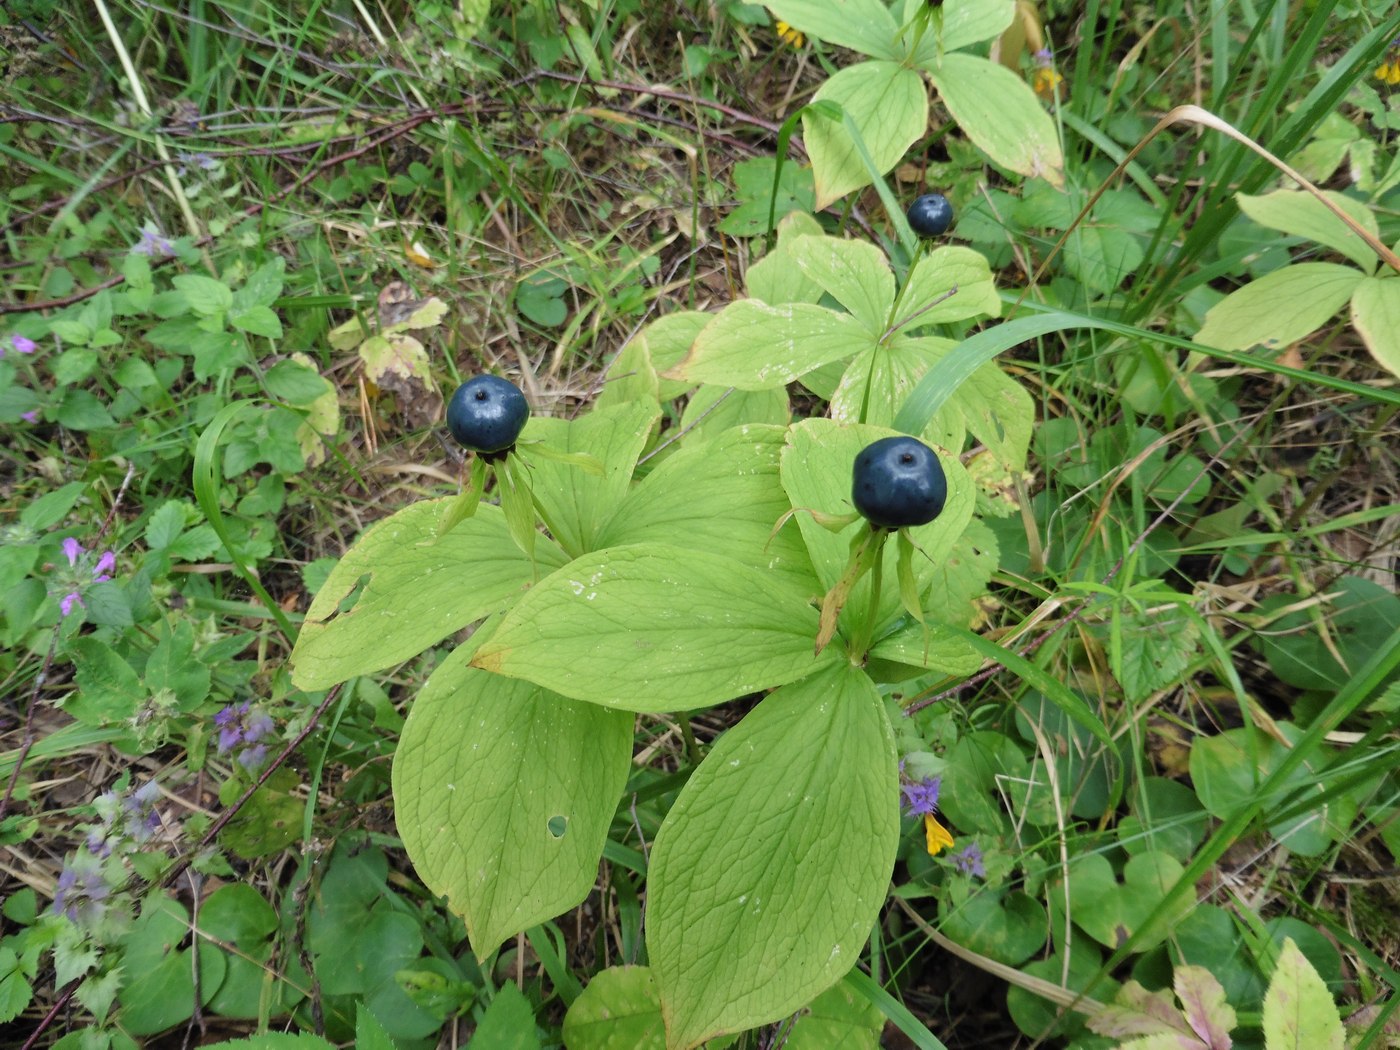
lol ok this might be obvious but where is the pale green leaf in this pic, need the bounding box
[786,980,884,1049]
[358,333,435,388]
[596,424,818,595]
[779,419,974,639]
[1194,262,1363,352]
[563,966,666,1050]
[748,212,827,305]
[1261,939,1344,1050]
[763,0,900,59]
[1238,189,1380,273]
[290,501,567,690]
[517,402,661,557]
[637,311,714,401]
[394,640,632,958]
[788,235,895,334]
[894,246,1001,330]
[868,621,983,677]
[941,0,1015,51]
[804,62,929,210]
[596,335,660,413]
[1349,275,1400,379]
[669,300,871,389]
[829,340,967,452]
[471,544,834,712]
[678,384,790,446]
[929,53,1064,187]
[648,663,898,1048]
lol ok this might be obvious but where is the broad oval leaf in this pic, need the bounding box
[563,966,666,1049]
[648,663,898,1048]
[1194,262,1363,352]
[789,234,895,334]
[930,53,1064,187]
[763,0,901,59]
[471,544,834,712]
[669,300,870,389]
[1350,274,1400,379]
[804,62,929,210]
[393,638,633,958]
[290,501,568,691]
[596,424,819,595]
[894,245,1001,331]
[1238,189,1379,273]
[941,0,1015,51]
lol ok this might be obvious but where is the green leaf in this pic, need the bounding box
[172,273,233,316]
[762,0,901,59]
[264,359,333,404]
[1063,852,1192,951]
[563,966,666,1049]
[1238,189,1380,273]
[117,892,225,1035]
[1350,274,1400,379]
[1113,608,1200,703]
[232,305,283,339]
[55,389,114,431]
[670,299,870,389]
[647,663,898,1048]
[636,311,715,401]
[394,641,632,957]
[868,621,983,677]
[467,983,542,1049]
[830,339,966,450]
[788,235,895,334]
[1063,224,1145,294]
[1262,939,1344,1050]
[472,543,833,712]
[678,384,790,446]
[779,419,974,635]
[1194,262,1364,352]
[786,980,884,1049]
[804,62,929,210]
[940,0,1015,51]
[747,212,827,306]
[66,638,144,726]
[937,890,1046,967]
[517,402,661,557]
[290,501,567,691]
[894,246,1001,331]
[928,53,1064,187]
[596,424,817,595]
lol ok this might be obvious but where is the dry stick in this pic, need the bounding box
[20,682,345,1050]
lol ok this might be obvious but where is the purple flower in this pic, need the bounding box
[5,333,37,356]
[52,538,116,617]
[951,842,985,879]
[51,847,114,926]
[20,410,38,423]
[134,226,174,257]
[62,537,83,566]
[901,775,941,817]
[1033,47,1054,67]
[215,702,276,769]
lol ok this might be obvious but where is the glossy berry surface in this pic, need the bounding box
[906,193,954,237]
[446,375,529,454]
[852,436,946,529]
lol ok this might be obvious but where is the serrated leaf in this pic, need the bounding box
[144,500,189,550]
[669,300,870,389]
[1194,262,1363,352]
[763,0,900,59]
[648,663,898,1048]
[1262,938,1344,1050]
[1349,275,1400,379]
[596,424,817,595]
[1114,608,1200,703]
[788,235,895,334]
[396,642,632,958]
[264,359,333,404]
[471,544,834,712]
[1238,189,1380,273]
[470,982,542,1048]
[804,62,929,210]
[290,501,567,690]
[929,53,1063,187]
[516,402,661,557]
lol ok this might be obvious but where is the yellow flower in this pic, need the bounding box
[775,20,804,48]
[924,814,955,857]
[1377,60,1400,86]
[1033,66,1064,99]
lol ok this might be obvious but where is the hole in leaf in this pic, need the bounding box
[316,572,371,625]
[547,815,568,839]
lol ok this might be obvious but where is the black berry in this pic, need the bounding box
[852,436,946,529]
[907,193,954,237]
[446,375,529,454]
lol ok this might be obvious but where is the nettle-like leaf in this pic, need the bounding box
[647,662,899,1049]
[517,402,661,558]
[392,638,632,958]
[929,52,1064,187]
[780,419,975,634]
[1262,938,1344,1050]
[803,61,929,210]
[1194,262,1365,352]
[289,501,568,691]
[471,543,834,712]
[1113,606,1201,703]
[595,424,818,595]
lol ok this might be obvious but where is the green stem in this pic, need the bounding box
[848,529,889,663]
[882,239,927,343]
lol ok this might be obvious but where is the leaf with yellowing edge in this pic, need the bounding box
[925,814,955,857]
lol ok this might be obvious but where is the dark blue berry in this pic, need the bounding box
[446,375,529,454]
[852,436,946,529]
[907,193,954,237]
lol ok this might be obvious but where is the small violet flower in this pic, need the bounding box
[215,701,276,770]
[951,842,986,879]
[55,538,114,617]
[900,775,942,817]
[51,846,115,926]
[4,333,37,357]
[133,225,175,257]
